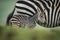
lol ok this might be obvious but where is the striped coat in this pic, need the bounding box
[6,0,60,28]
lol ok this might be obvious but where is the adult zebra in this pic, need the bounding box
[6,0,60,28]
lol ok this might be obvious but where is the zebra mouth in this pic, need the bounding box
[37,20,47,27]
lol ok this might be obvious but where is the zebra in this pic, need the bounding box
[6,0,60,28]
[8,11,39,28]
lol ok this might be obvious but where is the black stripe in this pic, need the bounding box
[17,11,33,17]
[44,13,46,22]
[50,0,52,2]
[16,1,37,13]
[56,10,60,26]
[51,1,54,27]
[11,19,17,21]
[45,0,51,6]
[56,0,59,6]
[57,11,60,26]
[54,2,60,26]
[12,16,19,21]
[54,0,55,5]
[30,0,44,12]
[15,6,35,15]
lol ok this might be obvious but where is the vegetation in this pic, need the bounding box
[0,26,60,40]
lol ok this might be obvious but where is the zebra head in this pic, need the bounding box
[37,8,47,26]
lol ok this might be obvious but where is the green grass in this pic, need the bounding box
[0,25,60,40]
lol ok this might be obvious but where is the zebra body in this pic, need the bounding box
[6,0,60,28]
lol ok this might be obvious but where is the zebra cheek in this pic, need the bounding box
[39,17,46,23]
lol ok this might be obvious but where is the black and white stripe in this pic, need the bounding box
[38,0,60,27]
[6,0,60,28]
[9,14,38,28]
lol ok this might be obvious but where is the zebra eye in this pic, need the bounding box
[40,13,44,18]
[40,15,43,17]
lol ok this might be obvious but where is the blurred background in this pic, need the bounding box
[0,0,17,25]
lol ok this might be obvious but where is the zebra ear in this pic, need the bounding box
[37,8,41,18]
[37,8,41,14]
